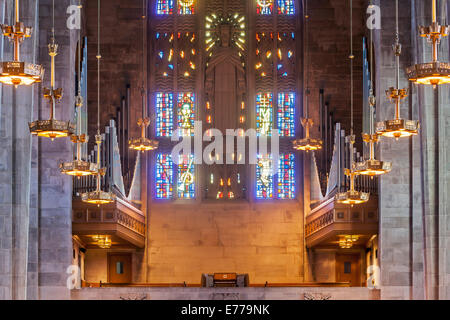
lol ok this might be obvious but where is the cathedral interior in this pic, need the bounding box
[0,0,449,301]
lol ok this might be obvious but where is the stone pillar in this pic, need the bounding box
[0,0,40,300]
[376,0,450,300]
[36,0,76,300]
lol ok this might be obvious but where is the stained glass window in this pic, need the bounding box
[177,154,195,199]
[178,0,194,14]
[177,92,195,137]
[278,153,295,199]
[256,93,273,136]
[277,93,295,137]
[256,0,273,15]
[277,0,295,15]
[156,92,174,137]
[256,154,273,199]
[156,154,173,199]
[156,0,174,15]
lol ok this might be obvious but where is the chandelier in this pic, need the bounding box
[406,0,450,87]
[355,19,392,177]
[60,10,97,177]
[376,0,419,140]
[292,1,322,152]
[339,235,359,249]
[29,1,75,140]
[128,3,158,153]
[336,0,369,206]
[0,0,44,86]
[81,0,115,206]
[92,235,111,249]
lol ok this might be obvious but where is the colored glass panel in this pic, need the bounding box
[277,93,295,137]
[256,154,273,199]
[177,92,195,137]
[256,0,273,15]
[177,154,195,199]
[278,153,295,199]
[178,0,194,14]
[156,92,174,137]
[156,154,173,199]
[277,0,295,15]
[256,93,273,136]
[156,0,174,15]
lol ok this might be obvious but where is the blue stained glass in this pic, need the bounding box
[277,93,295,137]
[156,154,173,199]
[277,0,295,15]
[256,93,273,137]
[256,154,273,199]
[156,0,174,15]
[156,92,173,137]
[278,153,295,199]
[177,154,195,199]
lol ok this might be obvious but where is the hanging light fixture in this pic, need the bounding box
[129,0,159,153]
[293,0,323,152]
[0,0,44,86]
[92,235,112,249]
[29,0,75,140]
[406,0,450,87]
[81,0,115,206]
[338,235,359,249]
[376,0,419,140]
[60,2,97,177]
[355,2,392,177]
[336,0,369,206]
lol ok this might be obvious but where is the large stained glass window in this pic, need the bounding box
[156,154,173,199]
[256,154,273,199]
[177,154,195,199]
[277,0,295,15]
[278,153,295,199]
[178,0,194,14]
[277,93,295,137]
[156,92,174,137]
[177,92,195,137]
[256,0,273,15]
[156,0,174,15]
[256,93,273,136]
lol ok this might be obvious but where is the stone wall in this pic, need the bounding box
[70,286,379,300]
[146,202,304,284]
[375,0,450,300]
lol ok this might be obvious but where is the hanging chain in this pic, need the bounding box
[97,0,101,135]
[304,0,309,119]
[350,0,354,135]
[369,0,374,135]
[142,0,146,118]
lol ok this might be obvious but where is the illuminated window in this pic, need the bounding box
[156,0,174,15]
[277,93,295,137]
[256,154,273,199]
[177,154,195,199]
[156,92,174,137]
[277,0,295,15]
[156,154,173,199]
[177,92,195,137]
[256,93,273,136]
[256,0,273,15]
[278,153,295,199]
[178,0,194,14]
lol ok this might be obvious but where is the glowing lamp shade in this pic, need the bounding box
[29,119,75,140]
[354,159,392,177]
[375,118,419,140]
[292,137,323,152]
[81,190,115,206]
[59,160,97,177]
[336,189,370,206]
